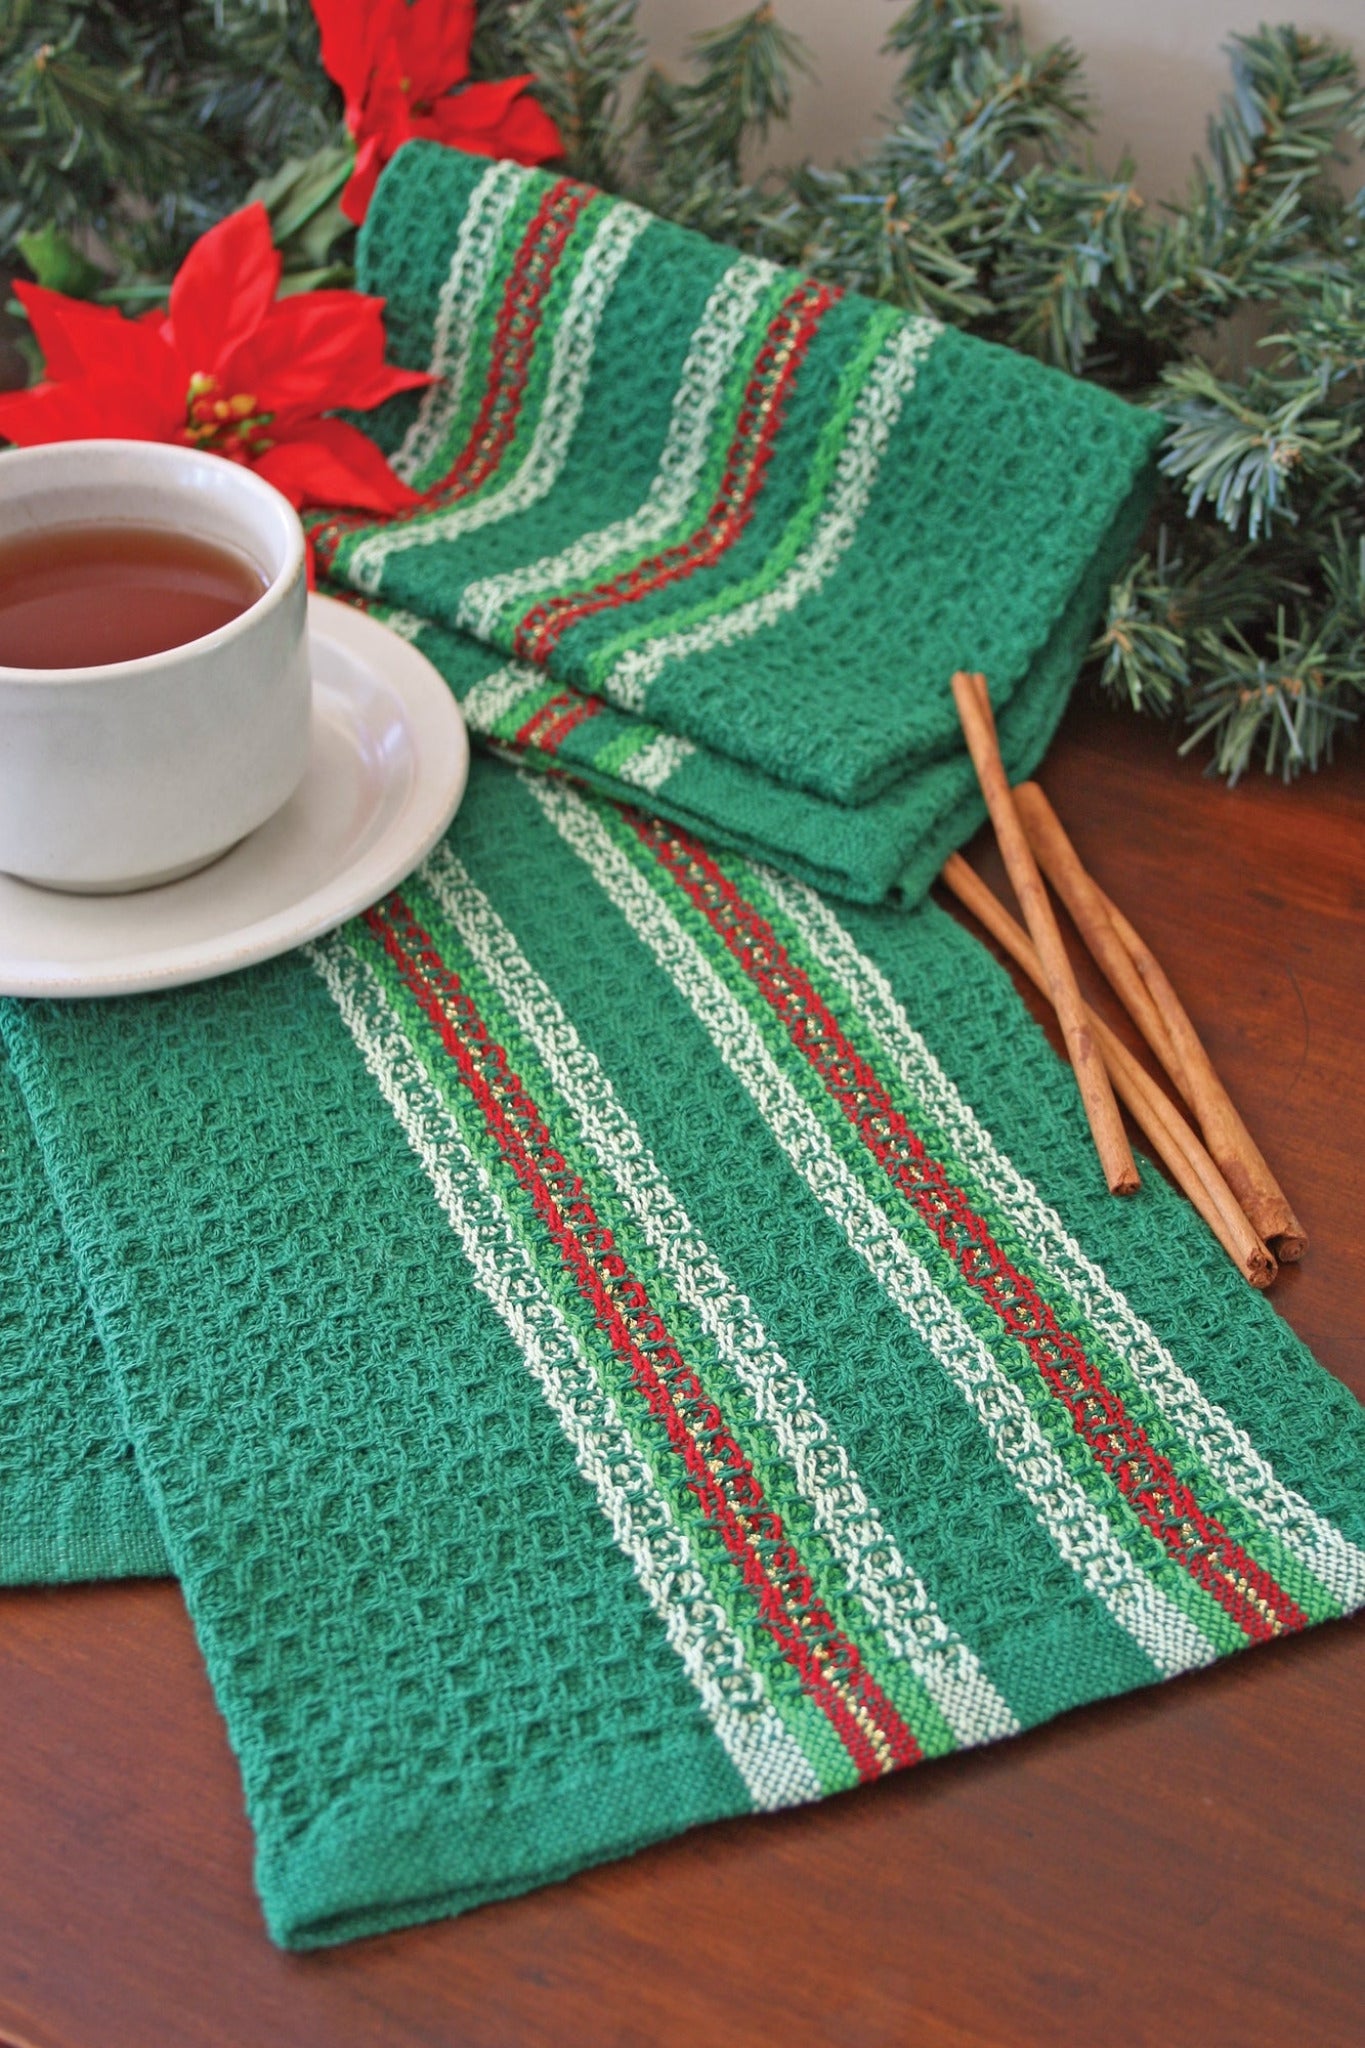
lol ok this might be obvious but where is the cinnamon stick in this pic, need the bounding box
[1097,886,1307,1261]
[1013,782,1190,1100]
[951,671,1138,1196]
[1012,778,1304,1262]
[940,855,1276,1288]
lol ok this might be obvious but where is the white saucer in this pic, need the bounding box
[0,594,469,999]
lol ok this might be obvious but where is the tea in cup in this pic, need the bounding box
[0,438,311,892]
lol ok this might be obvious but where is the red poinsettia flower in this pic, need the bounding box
[0,202,432,562]
[314,0,562,225]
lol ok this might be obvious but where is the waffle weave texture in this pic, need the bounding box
[5,759,1365,1949]
[0,1047,165,1582]
[305,142,1161,904]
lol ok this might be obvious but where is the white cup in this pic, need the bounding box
[0,439,311,892]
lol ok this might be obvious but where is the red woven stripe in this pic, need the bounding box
[512,278,838,665]
[313,179,592,576]
[514,691,604,756]
[635,817,1309,1646]
[421,179,591,507]
[365,893,922,1780]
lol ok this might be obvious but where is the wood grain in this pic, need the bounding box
[2,698,1362,2048]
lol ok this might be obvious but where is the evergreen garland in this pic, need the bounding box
[3,0,1362,783]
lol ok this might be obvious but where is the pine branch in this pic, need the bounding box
[1090,538,1191,716]
[990,164,1146,373]
[743,4,1096,338]
[879,23,1088,183]
[640,6,810,183]
[1181,578,1364,782]
[885,3,1011,96]
[0,3,207,260]
[0,1,343,294]
[1158,357,1361,540]
[1143,27,1365,328]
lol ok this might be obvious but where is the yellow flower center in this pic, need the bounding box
[183,372,275,461]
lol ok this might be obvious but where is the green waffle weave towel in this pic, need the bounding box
[0,1047,164,1583]
[5,760,1364,1947]
[308,143,1160,903]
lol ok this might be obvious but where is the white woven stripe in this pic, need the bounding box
[617,733,697,794]
[307,931,821,1813]
[352,203,650,596]
[458,256,778,639]
[377,608,425,642]
[393,159,527,485]
[461,663,543,733]
[761,870,1365,1615]
[532,780,1223,1681]
[421,845,1018,1748]
[364,614,543,740]
[605,316,939,713]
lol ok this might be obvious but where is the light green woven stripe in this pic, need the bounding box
[422,178,603,495]
[349,909,855,1791]
[641,818,1338,1654]
[583,301,903,692]
[662,834,1346,1651]
[534,779,1248,1680]
[585,721,660,778]
[482,675,562,743]
[748,861,1362,1625]
[733,866,1329,1647]
[469,263,791,643]
[404,857,1007,1753]
[392,157,534,490]
[604,803,1234,1661]
[359,882,953,1787]
[304,922,825,1817]
[338,182,616,590]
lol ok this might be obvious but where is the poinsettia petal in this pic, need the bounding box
[342,350,435,415]
[0,380,107,444]
[13,284,155,383]
[314,0,392,122]
[15,287,188,419]
[254,417,422,514]
[169,203,282,379]
[0,370,183,447]
[398,0,475,98]
[431,76,562,164]
[220,292,430,424]
[61,322,188,428]
[340,133,387,227]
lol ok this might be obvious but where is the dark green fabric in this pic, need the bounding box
[311,143,1163,903]
[325,470,1150,907]
[4,761,1363,1949]
[0,1046,166,1582]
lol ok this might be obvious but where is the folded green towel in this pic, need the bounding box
[335,471,1139,907]
[6,760,1364,1949]
[309,143,1160,900]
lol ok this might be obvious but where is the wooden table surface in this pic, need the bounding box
[2,699,1362,2048]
